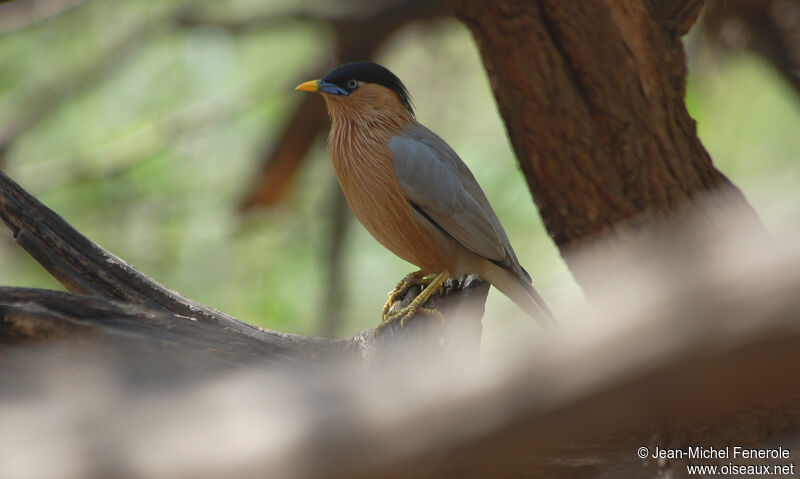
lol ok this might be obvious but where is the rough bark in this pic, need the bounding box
[446,0,759,257]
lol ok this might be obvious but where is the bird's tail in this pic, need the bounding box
[479,261,555,324]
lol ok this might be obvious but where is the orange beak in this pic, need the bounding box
[295,80,320,93]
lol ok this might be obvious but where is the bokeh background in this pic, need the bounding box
[0,0,798,337]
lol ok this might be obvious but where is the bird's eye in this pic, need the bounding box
[346,79,358,90]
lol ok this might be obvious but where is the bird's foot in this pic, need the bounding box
[381,270,431,318]
[374,272,448,335]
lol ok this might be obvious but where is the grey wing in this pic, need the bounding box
[389,125,523,273]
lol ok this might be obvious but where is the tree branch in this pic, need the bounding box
[0,168,488,361]
[0,287,314,367]
[649,0,706,35]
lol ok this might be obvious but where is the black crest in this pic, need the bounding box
[322,61,414,115]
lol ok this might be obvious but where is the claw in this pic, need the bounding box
[380,270,426,319]
[373,271,449,335]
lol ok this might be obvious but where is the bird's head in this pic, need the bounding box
[296,62,414,124]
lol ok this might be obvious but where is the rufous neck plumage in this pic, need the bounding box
[323,83,415,137]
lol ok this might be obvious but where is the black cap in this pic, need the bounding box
[322,61,414,115]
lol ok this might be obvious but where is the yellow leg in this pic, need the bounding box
[374,271,448,335]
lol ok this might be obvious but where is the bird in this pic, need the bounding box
[296,61,553,332]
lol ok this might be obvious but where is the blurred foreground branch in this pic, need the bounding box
[1,171,799,477]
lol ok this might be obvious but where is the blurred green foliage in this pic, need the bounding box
[1,1,798,336]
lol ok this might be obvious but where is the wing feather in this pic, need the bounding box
[389,124,521,270]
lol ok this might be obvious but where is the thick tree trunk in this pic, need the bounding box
[447,1,759,263]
